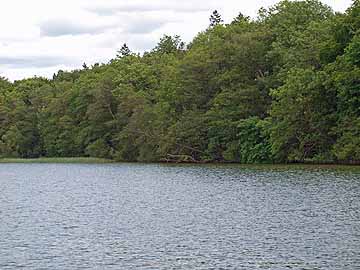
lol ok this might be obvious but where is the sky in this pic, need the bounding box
[0,0,353,81]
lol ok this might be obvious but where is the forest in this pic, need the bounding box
[0,0,359,163]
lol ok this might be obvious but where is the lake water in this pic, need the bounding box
[0,163,359,269]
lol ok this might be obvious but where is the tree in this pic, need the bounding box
[209,10,223,27]
[231,12,250,25]
[0,0,358,164]
[263,0,334,77]
[345,33,360,66]
[270,68,337,162]
[229,117,273,163]
[151,35,185,55]
[117,43,131,58]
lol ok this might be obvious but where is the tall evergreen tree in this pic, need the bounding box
[117,43,131,58]
[231,12,250,25]
[209,10,224,27]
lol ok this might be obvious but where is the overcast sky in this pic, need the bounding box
[0,0,353,81]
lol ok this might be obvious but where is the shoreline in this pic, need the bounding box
[0,157,359,169]
[0,157,114,164]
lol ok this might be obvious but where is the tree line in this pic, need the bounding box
[0,0,359,163]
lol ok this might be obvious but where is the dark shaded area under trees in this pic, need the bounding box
[0,0,359,164]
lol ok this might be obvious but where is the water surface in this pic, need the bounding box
[0,163,359,269]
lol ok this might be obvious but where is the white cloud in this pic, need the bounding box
[0,0,353,81]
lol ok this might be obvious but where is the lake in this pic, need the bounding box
[0,163,359,269]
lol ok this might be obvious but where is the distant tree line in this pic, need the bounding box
[0,0,359,163]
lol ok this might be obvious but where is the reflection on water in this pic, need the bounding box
[0,163,359,269]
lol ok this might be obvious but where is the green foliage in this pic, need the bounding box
[333,116,360,162]
[85,139,112,159]
[207,117,273,163]
[0,0,358,164]
[230,118,273,164]
[151,35,185,55]
[270,68,336,162]
[345,33,360,66]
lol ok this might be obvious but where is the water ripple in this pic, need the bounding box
[0,163,359,269]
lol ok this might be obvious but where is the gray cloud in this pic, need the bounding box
[86,3,210,16]
[0,55,74,69]
[86,6,119,16]
[125,19,168,34]
[129,36,159,52]
[39,19,115,37]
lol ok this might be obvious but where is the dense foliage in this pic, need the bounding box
[1,0,359,163]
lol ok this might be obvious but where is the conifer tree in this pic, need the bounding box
[209,10,223,27]
[117,43,131,58]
